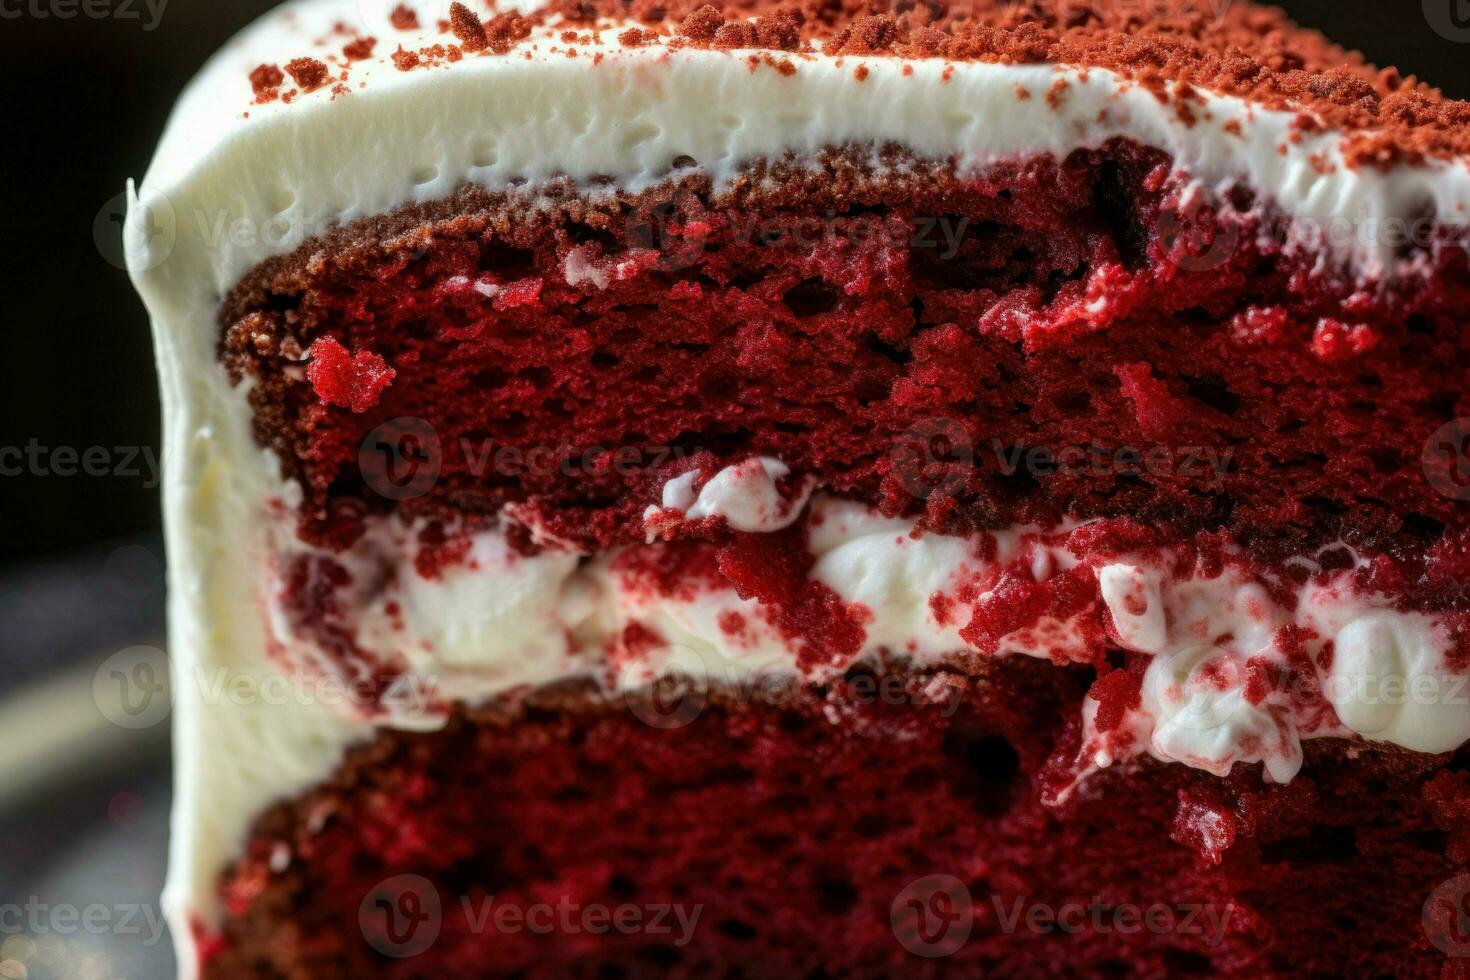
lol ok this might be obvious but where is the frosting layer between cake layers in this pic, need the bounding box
[266,458,1470,773]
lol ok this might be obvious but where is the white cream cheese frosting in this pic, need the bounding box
[253,464,1470,789]
[128,0,1470,298]
[126,0,1470,969]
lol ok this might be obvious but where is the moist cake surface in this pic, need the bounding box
[127,0,1470,976]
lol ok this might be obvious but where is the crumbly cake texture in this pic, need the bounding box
[128,0,1470,975]
[224,143,1470,565]
[219,160,1470,968]
[209,663,1465,979]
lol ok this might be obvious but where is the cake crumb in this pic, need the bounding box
[285,57,330,92]
[392,46,420,71]
[484,11,532,53]
[1046,77,1070,108]
[306,337,396,413]
[714,22,756,48]
[679,5,722,41]
[389,4,418,30]
[342,36,377,60]
[449,2,488,52]
[249,63,285,99]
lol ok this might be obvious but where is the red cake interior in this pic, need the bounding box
[212,127,1470,980]
[206,658,1469,978]
[226,141,1470,568]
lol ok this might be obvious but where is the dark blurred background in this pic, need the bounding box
[0,2,1464,974]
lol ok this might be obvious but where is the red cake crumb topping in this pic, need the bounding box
[821,14,897,56]
[716,528,866,669]
[1087,666,1142,734]
[449,1,489,52]
[342,36,376,60]
[388,3,418,30]
[677,4,721,41]
[484,10,534,53]
[304,337,396,414]
[235,1,1470,167]
[619,26,656,47]
[248,63,284,99]
[390,46,420,71]
[613,0,1470,166]
[285,57,330,92]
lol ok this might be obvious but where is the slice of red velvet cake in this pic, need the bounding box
[128,0,1470,976]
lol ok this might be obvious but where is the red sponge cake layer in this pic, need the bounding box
[207,661,1466,978]
[225,144,1470,561]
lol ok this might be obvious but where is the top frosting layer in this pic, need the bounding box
[198,0,1470,166]
[129,0,1470,293]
